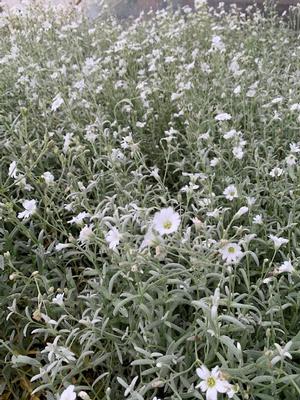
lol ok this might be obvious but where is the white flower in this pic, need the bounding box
[290,142,300,153]
[215,113,231,121]
[15,175,33,191]
[105,227,121,250]
[290,104,300,112]
[140,226,157,251]
[286,154,297,166]
[246,197,256,207]
[271,341,293,366]
[68,212,90,225]
[207,208,221,219]
[59,385,77,400]
[271,97,283,104]
[211,35,225,52]
[199,132,210,140]
[246,89,256,97]
[78,225,94,245]
[85,128,97,143]
[223,129,238,140]
[219,243,243,264]
[18,199,37,220]
[233,85,241,95]
[51,93,64,112]
[181,183,199,193]
[63,132,74,154]
[269,234,288,249]
[253,214,263,225]
[55,243,72,251]
[275,260,294,274]
[51,93,64,111]
[196,365,233,400]
[52,293,64,306]
[234,206,249,219]
[232,146,244,159]
[210,157,219,167]
[150,167,160,179]
[8,161,18,178]
[152,207,181,236]
[269,167,283,178]
[78,392,91,400]
[223,184,238,201]
[41,171,55,184]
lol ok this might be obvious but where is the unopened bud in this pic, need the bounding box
[151,379,164,388]
[32,309,42,321]
[78,391,91,400]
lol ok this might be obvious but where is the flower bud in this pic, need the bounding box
[78,391,91,400]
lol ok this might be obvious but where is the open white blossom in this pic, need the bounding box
[232,145,244,160]
[52,293,64,306]
[51,93,64,111]
[59,385,77,400]
[196,365,234,400]
[68,212,91,225]
[139,228,159,250]
[18,199,37,220]
[275,260,294,275]
[286,154,297,166]
[290,142,300,153]
[219,243,244,264]
[41,171,55,185]
[223,129,238,139]
[63,132,74,154]
[207,208,221,219]
[223,184,238,201]
[269,234,288,249]
[152,207,181,236]
[215,112,231,121]
[78,225,94,245]
[210,157,219,167]
[269,167,283,178]
[211,35,226,52]
[253,214,263,225]
[105,227,121,250]
[8,161,18,178]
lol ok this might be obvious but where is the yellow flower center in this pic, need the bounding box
[207,377,216,388]
[163,220,172,229]
[228,246,236,253]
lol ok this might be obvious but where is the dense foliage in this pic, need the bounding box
[1,1,300,399]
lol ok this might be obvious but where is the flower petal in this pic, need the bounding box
[206,387,218,400]
[196,380,208,392]
[215,379,229,393]
[196,365,210,379]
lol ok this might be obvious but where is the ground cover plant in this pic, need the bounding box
[1,1,300,399]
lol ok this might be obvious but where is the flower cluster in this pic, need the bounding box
[0,1,299,400]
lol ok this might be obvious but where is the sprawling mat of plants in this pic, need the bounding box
[1,2,300,399]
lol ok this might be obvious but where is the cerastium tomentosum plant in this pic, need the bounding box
[0,0,300,399]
